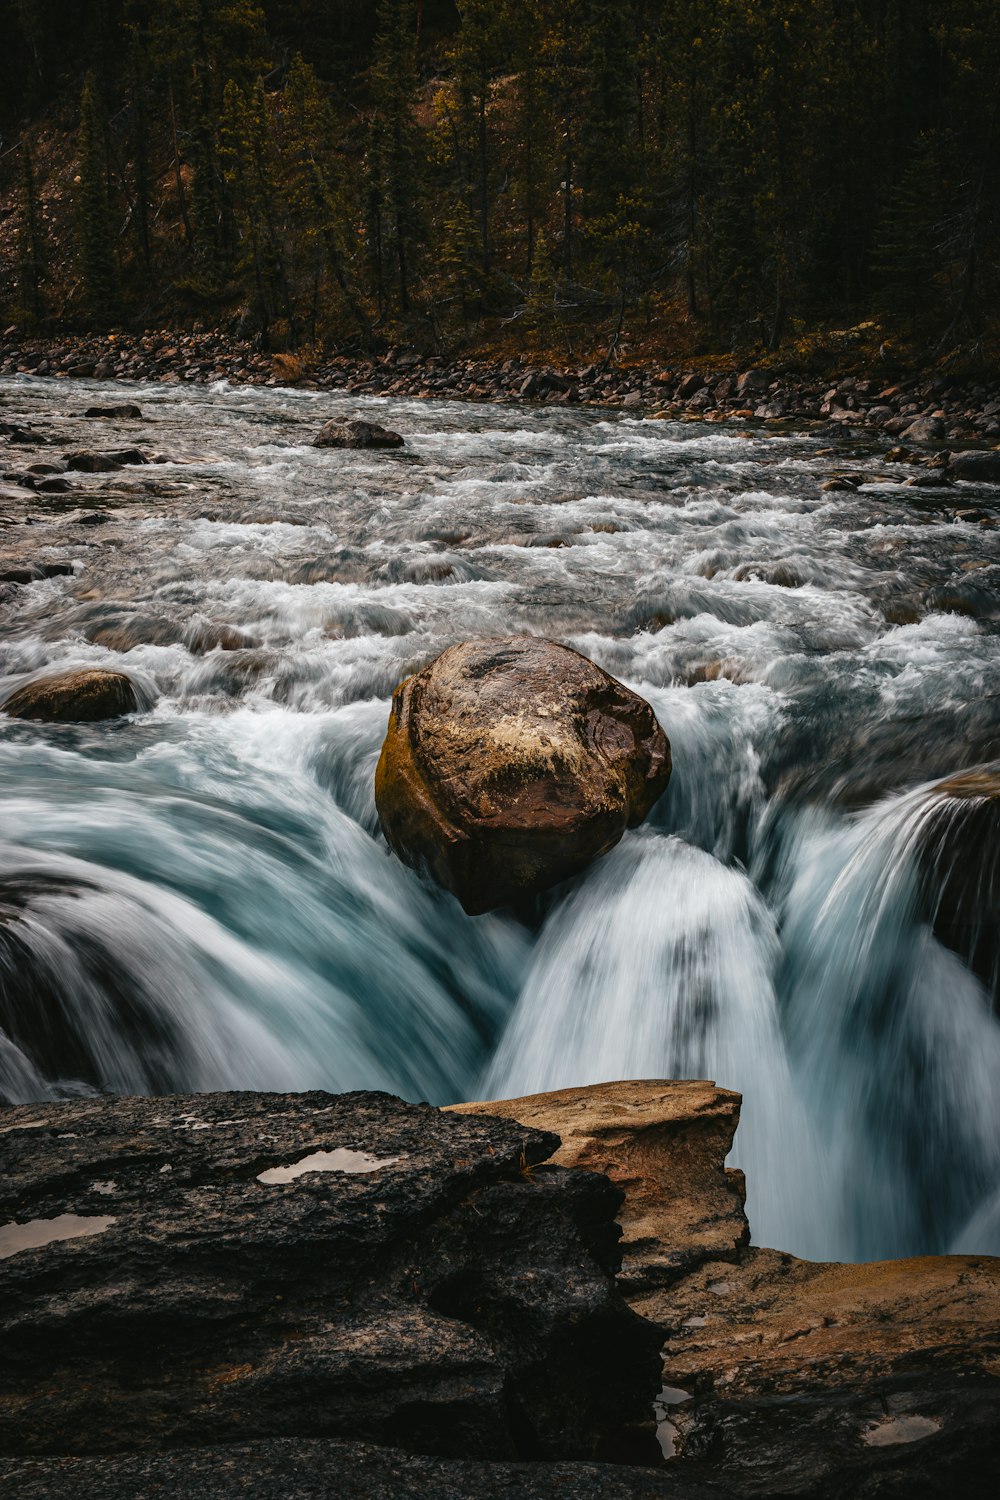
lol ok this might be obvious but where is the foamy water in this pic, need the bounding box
[1,375,998,1260]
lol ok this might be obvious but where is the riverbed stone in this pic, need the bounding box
[374,637,671,914]
[63,451,124,472]
[1,668,138,722]
[450,1080,748,1292]
[0,1090,662,1463]
[453,1081,1000,1497]
[314,418,405,449]
[84,404,143,419]
[948,449,1000,484]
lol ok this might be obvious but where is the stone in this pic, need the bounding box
[104,448,147,466]
[314,419,405,449]
[731,560,804,587]
[899,415,944,444]
[0,1091,662,1464]
[948,449,1000,484]
[658,1246,1000,1495]
[84,405,143,419]
[0,562,74,584]
[63,451,123,472]
[675,374,705,400]
[2,668,138,723]
[454,1081,1000,1497]
[735,370,771,400]
[0,1442,724,1500]
[374,637,671,914]
[450,1081,748,1294]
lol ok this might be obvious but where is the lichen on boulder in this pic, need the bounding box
[375,637,671,914]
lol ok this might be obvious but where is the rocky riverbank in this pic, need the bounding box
[3,328,1000,449]
[2,1081,997,1498]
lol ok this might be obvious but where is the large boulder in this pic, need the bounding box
[314,418,404,449]
[0,1090,662,1463]
[375,637,671,914]
[2,669,138,723]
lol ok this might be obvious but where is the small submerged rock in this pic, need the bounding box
[375,637,671,914]
[314,418,405,449]
[2,669,139,723]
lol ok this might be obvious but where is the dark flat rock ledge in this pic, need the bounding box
[0,1090,661,1465]
[0,1441,717,1500]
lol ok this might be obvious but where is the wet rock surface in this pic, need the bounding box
[314,417,404,448]
[918,766,1000,1010]
[1,1082,998,1497]
[375,637,672,914]
[458,1082,1000,1498]
[451,1081,748,1293]
[0,1090,662,1464]
[1,668,138,722]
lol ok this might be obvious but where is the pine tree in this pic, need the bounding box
[76,70,119,326]
[438,196,482,326]
[16,141,48,325]
[368,0,424,318]
[279,54,369,341]
[450,0,503,277]
[523,229,556,335]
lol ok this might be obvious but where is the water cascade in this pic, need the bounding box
[1,376,998,1262]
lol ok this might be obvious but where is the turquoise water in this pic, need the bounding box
[1,376,999,1260]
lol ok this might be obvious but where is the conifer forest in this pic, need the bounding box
[1,0,998,365]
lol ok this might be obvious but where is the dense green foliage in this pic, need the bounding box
[2,0,998,354]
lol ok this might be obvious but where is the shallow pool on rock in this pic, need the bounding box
[1,375,999,1262]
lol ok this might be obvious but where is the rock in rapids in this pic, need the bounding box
[313,418,404,449]
[2,668,138,723]
[374,637,671,914]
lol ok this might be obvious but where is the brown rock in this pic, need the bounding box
[450,1080,748,1294]
[64,452,123,472]
[451,1081,1000,1496]
[2,669,139,723]
[375,637,671,914]
[314,419,404,449]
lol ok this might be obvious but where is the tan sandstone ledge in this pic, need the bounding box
[448,1080,1000,1491]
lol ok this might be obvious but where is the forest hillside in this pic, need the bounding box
[1,0,998,372]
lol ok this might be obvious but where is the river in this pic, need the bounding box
[1,376,999,1264]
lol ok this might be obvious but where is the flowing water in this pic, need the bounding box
[2,376,999,1263]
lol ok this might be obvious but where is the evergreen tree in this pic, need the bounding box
[450,0,504,277]
[368,0,424,319]
[15,141,48,325]
[76,69,120,326]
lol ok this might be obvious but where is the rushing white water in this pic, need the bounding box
[1,375,999,1261]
